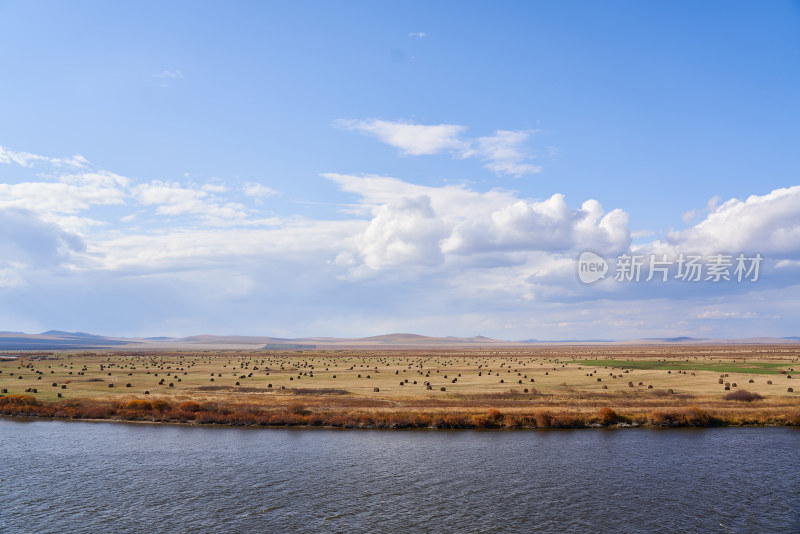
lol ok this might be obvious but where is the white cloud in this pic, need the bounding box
[357,195,448,270]
[135,181,248,222]
[0,171,129,233]
[89,220,364,271]
[697,310,757,319]
[336,119,543,176]
[668,186,800,256]
[324,173,630,275]
[243,182,278,203]
[681,195,720,225]
[154,70,183,79]
[0,146,50,166]
[336,119,467,156]
[407,32,427,38]
[2,143,799,339]
[0,145,88,168]
[465,130,542,177]
[201,184,227,193]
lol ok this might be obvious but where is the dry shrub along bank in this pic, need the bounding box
[1,345,799,428]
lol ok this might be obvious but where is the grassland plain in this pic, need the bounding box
[1,345,799,429]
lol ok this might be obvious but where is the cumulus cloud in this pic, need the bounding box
[336,119,542,176]
[668,186,800,256]
[356,195,448,270]
[324,173,630,275]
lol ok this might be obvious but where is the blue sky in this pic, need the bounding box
[0,1,798,339]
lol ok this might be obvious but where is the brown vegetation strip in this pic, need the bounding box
[2,395,799,429]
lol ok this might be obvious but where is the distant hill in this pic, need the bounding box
[41,330,110,339]
[0,330,797,351]
[0,331,137,349]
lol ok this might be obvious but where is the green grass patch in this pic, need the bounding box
[565,359,795,375]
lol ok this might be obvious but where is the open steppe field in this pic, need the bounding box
[2,345,799,428]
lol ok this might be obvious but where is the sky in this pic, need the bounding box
[0,0,799,339]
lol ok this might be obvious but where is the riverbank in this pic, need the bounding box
[2,394,799,429]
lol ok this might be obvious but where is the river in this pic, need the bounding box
[1,420,797,533]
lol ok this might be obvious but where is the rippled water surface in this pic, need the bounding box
[1,420,798,533]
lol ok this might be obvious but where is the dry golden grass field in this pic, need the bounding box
[2,345,799,428]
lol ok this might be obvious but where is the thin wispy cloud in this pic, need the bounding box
[243,183,279,204]
[0,145,88,169]
[153,69,183,79]
[335,119,542,177]
[407,32,427,38]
